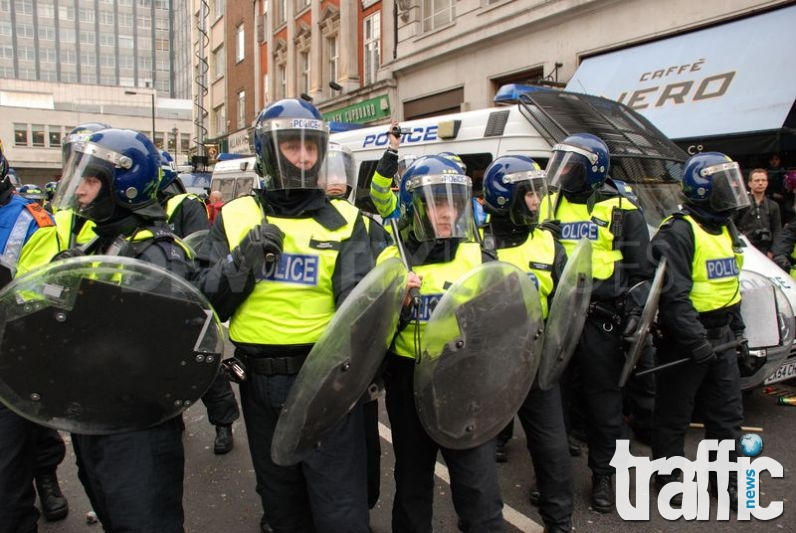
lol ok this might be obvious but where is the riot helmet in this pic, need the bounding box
[62,122,112,166]
[396,154,423,183]
[0,138,13,205]
[399,154,473,241]
[44,181,58,201]
[546,133,610,194]
[483,155,548,226]
[253,98,328,190]
[319,142,356,199]
[681,152,750,212]
[18,184,45,204]
[54,128,162,222]
[157,149,185,196]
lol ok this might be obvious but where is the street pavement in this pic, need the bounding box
[39,380,795,533]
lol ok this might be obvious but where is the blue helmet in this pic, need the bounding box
[399,154,473,241]
[483,155,548,225]
[157,149,185,195]
[681,152,750,212]
[253,98,328,190]
[44,181,58,201]
[546,133,610,194]
[18,184,45,203]
[62,122,112,165]
[54,128,162,222]
[438,151,467,174]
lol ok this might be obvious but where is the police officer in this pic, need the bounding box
[53,128,192,532]
[195,98,374,533]
[18,184,46,206]
[540,133,653,513]
[321,141,389,511]
[0,138,67,533]
[43,181,58,213]
[650,152,750,509]
[378,155,505,533]
[157,149,241,455]
[481,155,572,533]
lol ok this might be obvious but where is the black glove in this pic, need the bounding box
[622,310,641,339]
[232,223,284,271]
[690,339,717,365]
[539,219,561,238]
[736,334,754,376]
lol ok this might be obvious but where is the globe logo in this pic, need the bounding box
[738,433,764,457]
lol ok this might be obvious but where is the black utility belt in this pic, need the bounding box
[236,352,308,376]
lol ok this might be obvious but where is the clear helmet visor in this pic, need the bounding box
[53,141,126,221]
[410,174,474,241]
[704,162,751,212]
[256,118,328,190]
[319,146,356,198]
[546,149,589,194]
[502,170,549,226]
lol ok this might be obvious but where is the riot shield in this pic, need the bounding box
[415,261,543,450]
[618,257,668,388]
[0,256,224,434]
[271,257,407,466]
[536,239,593,391]
[181,229,209,257]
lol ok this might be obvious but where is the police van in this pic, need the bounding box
[210,155,258,202]
[330,86,796,390]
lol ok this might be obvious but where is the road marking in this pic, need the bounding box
[378,422,543,532]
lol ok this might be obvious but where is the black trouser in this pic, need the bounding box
[652,327,743,462]
[563,309,627,475]
[72,416,185,533]
[517,384,573,531]
[623,340,656,434]
[0,405,39,533]
[363,398,381,509]
[239,372,369,533]
[383,354,505,533]
[34,426,66,476]
[200,369,240,426]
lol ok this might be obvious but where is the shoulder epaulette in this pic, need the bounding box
[25,202,55,227]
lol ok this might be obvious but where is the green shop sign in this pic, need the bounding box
[324,95,390,124]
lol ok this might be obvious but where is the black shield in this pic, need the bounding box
[0,256,224,434]
[271,258,406,466]
[414,262,543,450]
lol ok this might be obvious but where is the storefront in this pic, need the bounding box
[565,4,796,164]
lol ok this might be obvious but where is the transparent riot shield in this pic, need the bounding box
[536,239,593,391]
[618,257,667,387]
[271,258,407,466]
[0,255,224,434]
[181,229,209,257]
[415,261,543,450]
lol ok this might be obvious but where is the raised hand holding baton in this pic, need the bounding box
[390,217,421,308]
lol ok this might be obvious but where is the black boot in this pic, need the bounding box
[590,474,613,514]
[654,474,683,507]
[528,483,540,506]
[214,424,234,455]
[35,470,69,522]
[709,475,739,512]
[495,440,508,463]
[567,435,581,457]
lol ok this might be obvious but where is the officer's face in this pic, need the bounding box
[427,200,457,238]
[325,180,347,197]
[75,176,102,207]
[280,139,318,170]
[524,190,540,212]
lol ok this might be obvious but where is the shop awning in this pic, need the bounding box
[565,5,796,154]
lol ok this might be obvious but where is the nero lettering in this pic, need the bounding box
[263,253,319,285]
[706,257,739,279]
[560,221,598,241]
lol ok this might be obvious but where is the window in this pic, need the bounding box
[31,125,45,147]
[39,26,56,40]
[79,8,94,23]
[49,129,62,148]
[277,63,286,100]
[100,34,115,46]
[0,22,10,36]
[58,5,74,21]
[137,14,151,29]
[41,48,57,63]
[60,49,76,64]
[155,38,169,52]
[17,46,35,62]
[81,71,97,84]
[237,90,246,129]
[327,35,338,87]
[276,0,286,25]
[423,0,455,32]
[214,105,226,135]
[38,4,53,17]
[119,36,134,49]
[80,31,96,45]
[214,0,224,20]
[80,51,96,66]
[213,46,225,79]
[16,24,34,39]
[299,51,309,94]
[236,24,244,62]
[14,123,27,147]
[60,28,76,43]
[118,13,133,28]
[295,0,309,12]
[363,12,380,85]
[15,0,32,15]
[99,11,114,25]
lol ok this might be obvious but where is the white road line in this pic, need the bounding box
[378,422,544,533]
